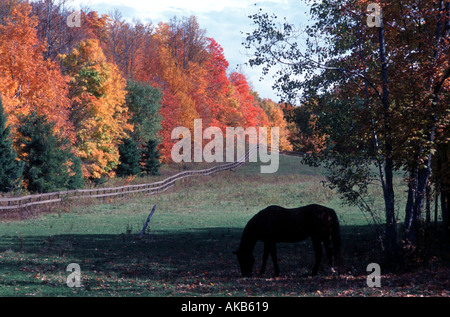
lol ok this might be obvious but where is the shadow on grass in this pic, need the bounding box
[0,224,385,295]
[1,225,448,296]
[0,227,242,277]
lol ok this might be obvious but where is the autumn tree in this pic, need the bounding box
[80,10,110,42]
[203,38,237,129]
[131,15,290,162]
[0,0,16,23]
[155,19,202,131]
[60,39,131,180]
[281,102,326,153]
[105,10,152,79]
[259,97,293,151]
[31,0,78,60]
[135,19,204,161]
[229,72,267,128]
[244,0,449,259]
[30,0,111,61]
[0,1,73,141]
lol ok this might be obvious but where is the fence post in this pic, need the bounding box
[139,204,157,238]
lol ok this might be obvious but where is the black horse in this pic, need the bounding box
[233,204,341,277]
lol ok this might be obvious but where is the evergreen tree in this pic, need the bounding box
[67,155,85,190]
[141,139,161,176]
[0,96,23,192]
[16,111,83,193]
[125,80,163,145]
[116,137,141,177]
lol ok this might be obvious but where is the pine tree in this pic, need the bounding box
[125,80,162,146]
[16,111,83,193]
[67,155,85,190]
[141,139,161,176]
[0,96,23,192]
[116,137,141,177]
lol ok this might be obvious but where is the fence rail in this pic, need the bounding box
[0,145,259,213]
[265,146,305,157]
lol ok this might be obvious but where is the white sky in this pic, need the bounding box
[71,0,311,101]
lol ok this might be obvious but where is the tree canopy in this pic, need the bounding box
[244,0,450,259]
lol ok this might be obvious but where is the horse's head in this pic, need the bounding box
[233,250,255,277]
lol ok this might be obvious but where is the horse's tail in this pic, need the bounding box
[330,209,342,267]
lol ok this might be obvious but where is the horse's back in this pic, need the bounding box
[260,204,335,220]
[247,204,337,242]
[248,205,310,242]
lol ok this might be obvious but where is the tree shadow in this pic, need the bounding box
[0,226,380,278]
[1,224,446,296]
[0,227,242,280]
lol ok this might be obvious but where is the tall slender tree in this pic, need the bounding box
[141,139,161,176]
[125,79,162,146]
[116,137,141,177]
[0,96,23,192]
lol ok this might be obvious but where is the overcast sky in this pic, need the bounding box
[71,0,312,101]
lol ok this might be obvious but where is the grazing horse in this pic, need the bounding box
[233,204,341,277]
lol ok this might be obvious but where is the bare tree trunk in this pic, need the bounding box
[442,191,450,241]
[426,183,431,225]
[435,192,439,227]
[409,0,448,244]
[377,9,397,259]
[405,177,415,233]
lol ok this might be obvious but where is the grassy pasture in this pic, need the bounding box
[0,155,449,297]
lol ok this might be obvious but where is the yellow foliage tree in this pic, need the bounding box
[60,39,131,179]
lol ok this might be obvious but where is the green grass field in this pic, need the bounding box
[0,155,449,297]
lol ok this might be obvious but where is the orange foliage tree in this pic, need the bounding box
[259,98,293,151]
[60,39,131,179]
[71,12,292,163]
[203,38,237,130]
[0,2,73,141]
[228,72,268,129]
[1,2,293,167]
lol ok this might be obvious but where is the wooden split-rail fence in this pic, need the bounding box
[0,145,260,214]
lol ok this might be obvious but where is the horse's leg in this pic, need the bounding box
[260,243,269,275]
[311,238,322,276]
[270,243,280,277]
[323,239,335,273]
